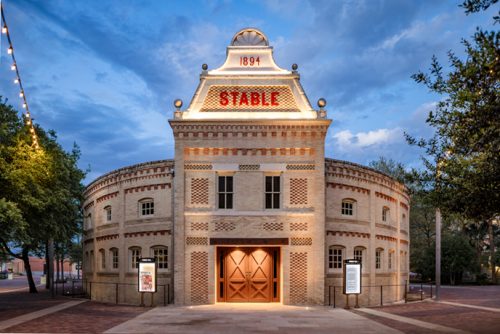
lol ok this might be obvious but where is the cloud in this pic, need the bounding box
[333,128,403,150]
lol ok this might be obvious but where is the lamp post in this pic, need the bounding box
[435,208,441,300]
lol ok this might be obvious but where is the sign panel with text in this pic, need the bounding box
[138,258,157,293]
[343,259,361,295]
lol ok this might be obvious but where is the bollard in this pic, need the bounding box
[380,285,383,306]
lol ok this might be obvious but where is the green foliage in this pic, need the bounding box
[368,157,408,184]
[461,0,499,23]
[0,97,85,292]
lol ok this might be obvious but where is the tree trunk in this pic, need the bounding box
[22,248,38,293]
[489,219,496,284]
[45,241,50,289]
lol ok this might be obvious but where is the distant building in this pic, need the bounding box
[83,28,410,306]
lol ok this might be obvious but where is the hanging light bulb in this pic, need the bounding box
[2,25,7,34]
[7,46,13,54]
[22,103,27,109]
[19,91,24,98]
[14,78,19,84]
[11,63,16,71]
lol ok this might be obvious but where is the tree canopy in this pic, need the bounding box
[0,98,85,292]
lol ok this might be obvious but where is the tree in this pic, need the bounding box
[408,1,499,283]
[0,98,85,292]
[368,157,408,184]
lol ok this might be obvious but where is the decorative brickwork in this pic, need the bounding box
[96,191,119,203]
[326,230,370,238]
[184,147,315,157]
[291,237,312,246]
[400,239,409,245]
[290,252,308,304]
[326,182,370,195]
[124,230,171,238]
[214,221,236,231]
[263,221,283,231]
[190,252,209,304]
[124,183,171,194]
[290,178,308,205]
[290,222,308,231]
[239,164,260,171]
[400,202,409,210]
[184,164,212,170]
[186,237,209,246]
[190,178,209,205]
[376,234,398,243]
[84,201,94,211]
[286,164,315,170]
[191,222,209,231]
[95,234,119,242]
[375,191,397,203]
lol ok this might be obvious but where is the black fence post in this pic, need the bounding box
[115,283,118,304]
[430,283,433,299]
[404,281,407,303]
[72,280,75,297]
[333,286,336,308]
[62,280,65,296]
[89,282,92,300]
[420,282,423,301]
[380,285,383,306]
[163,285,166,306]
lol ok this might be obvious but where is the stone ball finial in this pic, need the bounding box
[317,98,327,108]
[202,64,208,70]
[292,63,298,71]
[174,99,183,110]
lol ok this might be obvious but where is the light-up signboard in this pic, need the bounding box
[138,258,157,293]
[343,259,361,295]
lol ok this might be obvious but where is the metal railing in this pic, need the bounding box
[81,280,171,306]
[328,282,435,308]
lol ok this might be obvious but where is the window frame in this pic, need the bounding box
[217,175,234,210]
[341,198,356,217]
[139,198,155,217]
[129,247,141,270]
[151,246,168,270]
[104,205,112,222]
[99,248,106,270]
[382,206,390,222]
[110,247,119,270]
[354,246,365,265]
[328,246,345,270]
[375,248,384,270]
[265,175,281,209]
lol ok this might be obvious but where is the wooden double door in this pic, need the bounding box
[217,247,280,302]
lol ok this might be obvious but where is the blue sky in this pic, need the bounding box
[0,0,497,183]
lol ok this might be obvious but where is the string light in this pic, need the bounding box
[1,2,39,149]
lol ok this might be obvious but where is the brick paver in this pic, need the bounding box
[4,301,149,333]
[0,289,67,322]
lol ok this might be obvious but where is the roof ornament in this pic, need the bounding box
[231,28,269,46]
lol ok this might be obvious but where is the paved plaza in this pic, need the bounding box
[0,279,499,333]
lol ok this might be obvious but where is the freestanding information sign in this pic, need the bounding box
[343,259,362,309]
[138,258,157,306]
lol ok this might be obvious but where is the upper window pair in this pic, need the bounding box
[217,175,280,209]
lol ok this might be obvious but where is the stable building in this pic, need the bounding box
[82,28,410,306]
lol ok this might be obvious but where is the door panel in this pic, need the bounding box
[222,247,276,302]
[226,249,249,302]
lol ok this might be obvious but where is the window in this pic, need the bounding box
[382,207,389,222]
[99,249,106,270]
[139,199,154,216]
[130,247,141,270]
[110,248,119,269]
[86,213,93,230]
[388,251,394,270]
[376,248,383,270]
[104,206,112,222]
[328,246,344,269]
[152,246,168,269]
[354,246,364,264]
[265,176,280,209]
[218,175,233,209]
[89,250,94,271]
[341,199,355,216]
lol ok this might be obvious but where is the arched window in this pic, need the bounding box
[341,199,356,216]
[151,246,168,270]
[139,198,154,217]
[354,246,365,264]
[382,206,390,222]
[328,245,345,270]
[388,250,395,270]
[104,206,112,222]
[99,249,106,270]
[129,247,141,270]
[376,248,384,270]
[110,248,119,269]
